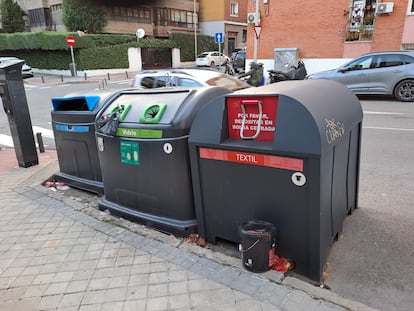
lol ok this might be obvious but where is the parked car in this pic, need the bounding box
[133,68,250,91]
[306,51,414,102]
[233,51,246,73]
[0,57,34,78]
[230,48,245,62]
[196,51,230,67]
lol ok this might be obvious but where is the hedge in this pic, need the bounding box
[0,32,216,70]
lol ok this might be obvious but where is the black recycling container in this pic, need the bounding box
[239,220,276,273]
[189,80,363,281]
[96,86,230,236]
[51,91,115,195]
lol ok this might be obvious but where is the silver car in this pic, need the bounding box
[306,51,414,102]
[133,68,249,91]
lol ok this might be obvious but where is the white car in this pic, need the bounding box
[196,51,230,67]
[0,57,34,78]
[133,68,249,91]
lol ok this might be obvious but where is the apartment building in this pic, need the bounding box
[13,0,199,37]
[198,0,248,55]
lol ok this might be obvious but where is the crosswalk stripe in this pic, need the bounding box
[0,134,14,147]
[32,126,54,139]
[0,126,54,148]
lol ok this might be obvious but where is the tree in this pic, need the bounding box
[62,0,108,34]
[1,0,25,33]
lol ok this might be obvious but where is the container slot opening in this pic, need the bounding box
[52,95,100,111]
[140,103,167,124]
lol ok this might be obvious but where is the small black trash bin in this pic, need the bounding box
[189,80,363,281]
[96,86,230,236]
[239,220,276,273]
[51,91,115,195]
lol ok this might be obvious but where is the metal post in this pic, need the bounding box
[70,46,77,76]
[194,0,198,60]
[36,133,45,153]
[253,0,259,63]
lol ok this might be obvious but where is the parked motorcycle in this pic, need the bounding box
[268,60,307,83]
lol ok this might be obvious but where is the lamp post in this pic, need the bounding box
[194,0,198,61]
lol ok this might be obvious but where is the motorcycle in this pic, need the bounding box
[267,60,307,83]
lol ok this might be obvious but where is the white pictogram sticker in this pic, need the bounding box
[291,172,306,186]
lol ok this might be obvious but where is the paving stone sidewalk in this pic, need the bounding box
[0,155,376,311]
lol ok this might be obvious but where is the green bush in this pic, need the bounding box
[171,32,216,61]
[0,32,214,70]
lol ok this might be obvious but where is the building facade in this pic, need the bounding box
[199,0,248,55]
[13,0,200,38]
[245,0,414,61]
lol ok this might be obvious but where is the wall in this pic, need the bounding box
[402,15,414,43]
[199,0,224,20]
[246,0,411,61]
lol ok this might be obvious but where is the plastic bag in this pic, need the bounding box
[97,111,120,136]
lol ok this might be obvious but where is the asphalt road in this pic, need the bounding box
[325,97,414,311]
[0,80,413,310]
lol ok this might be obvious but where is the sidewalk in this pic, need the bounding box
[0,148,376,310]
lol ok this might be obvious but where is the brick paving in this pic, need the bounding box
[0,137,376,309]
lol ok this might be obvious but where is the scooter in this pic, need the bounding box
[267,60,307,83]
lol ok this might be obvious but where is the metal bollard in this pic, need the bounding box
[36,133,45,153]
[84,72,87,80]
[125,71,129,79]
[60,75,64,82]
[41,76,45,83]
[107,72,111,80]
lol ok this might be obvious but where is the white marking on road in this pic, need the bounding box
[0,126,54,148]
[363,126,414,132]
[0,134,14,147]
[32,126,54,139]
[108,79,133,85]
[58,84,71,87]
[39,86,52,89]
[364,111,404,115]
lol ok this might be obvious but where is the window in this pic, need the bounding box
[374,55,403,68]
[29,8,52,28]
[346,56,374,71]
[409,0,414,14]
[109,6,150,23]
[346,0,377,42]
[230,2,239,16]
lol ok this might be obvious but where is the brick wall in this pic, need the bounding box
[246,0,409,59]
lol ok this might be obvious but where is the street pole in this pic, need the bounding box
[70,45,76,76]
[253,0,259,63]
[194,0,198,60]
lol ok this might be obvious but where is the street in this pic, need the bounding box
[0,80,414,310]
[0,76,133,150]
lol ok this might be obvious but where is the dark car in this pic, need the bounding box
[233,51,246,74]
[306,51,414,102]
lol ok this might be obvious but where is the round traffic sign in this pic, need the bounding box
[66,35,76,46]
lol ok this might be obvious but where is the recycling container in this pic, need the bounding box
[51,90,115,195]
[96,86,230,236]
[188,80,363,281]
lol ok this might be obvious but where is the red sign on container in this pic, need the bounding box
[227,96,278,141]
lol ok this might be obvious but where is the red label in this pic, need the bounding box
[199,148,303,172]
[227,96,278,142]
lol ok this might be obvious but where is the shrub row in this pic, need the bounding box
[0,32,217,70]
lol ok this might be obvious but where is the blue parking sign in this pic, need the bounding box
[215,32,223,43]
